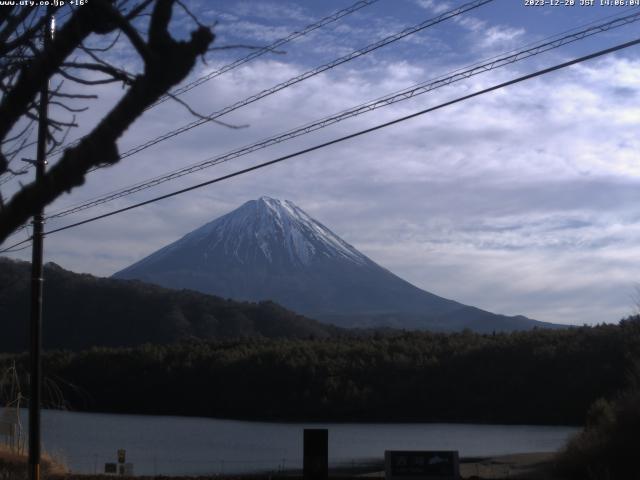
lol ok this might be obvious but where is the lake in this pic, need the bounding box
[16,409,579,475]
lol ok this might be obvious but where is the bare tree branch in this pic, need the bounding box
[0,0,215,243]
[48,101,89,113]
[166,92,249,130]
[99,2,153,62]
[82,31,121,53]
[50,92,98,100]
[125,0,156,20]
[61,62,135,85]
[1,119,34,145]
[0,6,97,150]
[57,68,125,86]
[176,0,205,28]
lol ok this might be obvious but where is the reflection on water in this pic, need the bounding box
[24,409,578,475]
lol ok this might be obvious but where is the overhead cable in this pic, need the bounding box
[39,37,640,238]
[150,0,381,108]
[45,11,640,221]
[96,0,495,162]
[44,0,381,159]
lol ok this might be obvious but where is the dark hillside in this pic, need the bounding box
[0,258,340,352]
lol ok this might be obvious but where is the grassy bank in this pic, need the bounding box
[1,447,566,480]
[0,445,66,479]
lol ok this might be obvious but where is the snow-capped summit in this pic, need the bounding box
[201,196,370,267]
[253,196,368,266]
[114,197,553,332]
[123,197,370,272]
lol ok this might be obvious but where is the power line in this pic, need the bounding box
[2,0,494,232]
[0,6,69,186]
[40,37,640,238]
[45,10,640,221]
[0,230,33,253]
[1,242,33,253]
[92,0,495,164]
[0,6,78,188]
[45,0,381,159]
[0,167,28,187]
[2,223,31,242]
[39,0,495,214]
[150,0,380,108]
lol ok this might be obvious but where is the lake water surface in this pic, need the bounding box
[19,409,579,475]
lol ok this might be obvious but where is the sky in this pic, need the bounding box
[2,0,640,326]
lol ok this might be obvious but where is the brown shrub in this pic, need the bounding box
[556,389,640,480]
[0,445,66,480]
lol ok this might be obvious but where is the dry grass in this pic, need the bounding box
[458,452,564,479]
[0,443,67,479]
[0,447,570,480]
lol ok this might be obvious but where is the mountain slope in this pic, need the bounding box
[0,258,339,353]
[114,197,558,332]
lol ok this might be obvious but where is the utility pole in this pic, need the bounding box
[29,13,54,480]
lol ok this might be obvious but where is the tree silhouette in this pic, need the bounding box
[0,0,215,243]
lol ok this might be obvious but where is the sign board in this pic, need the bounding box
[117,449,126,464]
[123,463,134,476]
[303,429,328,480]
[385,451,460,480]
[104,463,117,474]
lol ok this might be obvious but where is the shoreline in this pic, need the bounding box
[460,452,558,479]
[1,449,561,479]
[24,406,582,428]
[282,452,560,479]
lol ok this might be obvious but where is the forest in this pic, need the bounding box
[1,318,639,426]
[0,258,340,352]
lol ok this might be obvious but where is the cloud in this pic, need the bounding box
[448,14,526,52]
[232,2,312,23]
[4,3,640,329]
[480,26,526,48]
[455,15,486,33]
[216,20,293,43]
[415,0,453,14]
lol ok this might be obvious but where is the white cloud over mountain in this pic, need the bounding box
[4,0,640,326]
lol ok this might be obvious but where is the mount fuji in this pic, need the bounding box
[113,197,557,332]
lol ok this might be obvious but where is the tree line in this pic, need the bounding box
[2,318,639,426]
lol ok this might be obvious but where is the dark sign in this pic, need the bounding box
[303,429,328,480]
[104,463,117,474]
[385,451,460,480]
